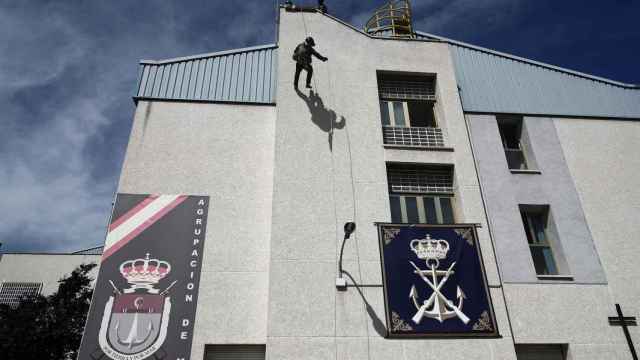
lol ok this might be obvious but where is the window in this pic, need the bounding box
[387,164,455,224]
[379,100,437,128]
[378,73,443,147]
[204,345,265,360]
[519,206,560,275]
[497,116,529,170]
[0,282,42,309]
[516,344,566,360]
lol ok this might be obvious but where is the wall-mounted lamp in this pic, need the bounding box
[336,222,356,290]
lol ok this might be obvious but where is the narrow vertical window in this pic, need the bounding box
[379,101,390,126]
[392,101,406,126]
[497,116,528,170]
[520,206,560,275]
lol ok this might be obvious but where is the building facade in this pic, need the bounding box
[0,247,102,307]
[9,3,640,360]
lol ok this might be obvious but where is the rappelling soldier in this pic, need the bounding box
[293,36,328,89]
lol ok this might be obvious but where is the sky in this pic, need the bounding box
[0,0,638,253]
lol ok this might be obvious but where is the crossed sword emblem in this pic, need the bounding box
[409,260,470,324]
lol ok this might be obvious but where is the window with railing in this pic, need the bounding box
[0,282,42,309]
[378,73,444,148]
[497,116,531,170]
[387,164,455,224]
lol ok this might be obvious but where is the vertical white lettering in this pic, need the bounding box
[182,319,190,327]
[190,260,197,267]
[191,249,198,257]
[195,218,202,225]
[185,294,193,302]
[180,331,188,340]
[194,228,201,236]
[196,208,204,215]
[198,199,205,205]
[187,283,194,290]
[193,238,200,246]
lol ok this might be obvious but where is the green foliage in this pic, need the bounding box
[0,263,97,360]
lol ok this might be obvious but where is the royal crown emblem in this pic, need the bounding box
[410,235,449,263]
[119,253,171,294]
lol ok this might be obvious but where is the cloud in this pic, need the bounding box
[0,98,115,252]
[0,0,275,252]
[0,8,88,89]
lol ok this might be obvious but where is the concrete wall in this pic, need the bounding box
[0,253,100,295]
[467,114,605,284]
[267,9,515,359]
[555,118,640,355]
[118,101,276,360]
[468,113,638,358]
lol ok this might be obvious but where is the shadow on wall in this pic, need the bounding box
[296,88,345,151]
[342,270,387,337]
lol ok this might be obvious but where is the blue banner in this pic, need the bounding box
[378,224,498,337]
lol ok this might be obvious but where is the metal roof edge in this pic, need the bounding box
[0,252,101,256]
[133,97,276,106]
[416,31,639,89]
[140,43,279,65]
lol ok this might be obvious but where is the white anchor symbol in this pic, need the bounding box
[409,260,470,325]
[116,297,154,349]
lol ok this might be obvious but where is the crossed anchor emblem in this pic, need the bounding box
[115,297,154,349]
[408,236,470,325]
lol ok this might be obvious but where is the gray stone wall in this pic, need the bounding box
[267,9,515,359]
[118,101,276,360]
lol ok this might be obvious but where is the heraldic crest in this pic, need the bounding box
[409,235,469,324]
[378,224,498,337]
[98,254,175,360]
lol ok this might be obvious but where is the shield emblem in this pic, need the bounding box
[99,293,171,360]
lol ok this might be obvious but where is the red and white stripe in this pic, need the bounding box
[102,194,187,261]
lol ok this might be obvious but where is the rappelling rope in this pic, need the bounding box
[300,9,370,360]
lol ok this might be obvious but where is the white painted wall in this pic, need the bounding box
[267,9,515,359]
[555,118,640,357]
[118,101,276,360]
[0,253,100,295]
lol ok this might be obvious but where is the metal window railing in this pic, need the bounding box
[378,79,436,101]
[387,166,454,194]
[382,126,445,147]
[0,282,43,309]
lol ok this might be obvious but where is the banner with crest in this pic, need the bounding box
[378,223,498,337]
[77,193,209,360]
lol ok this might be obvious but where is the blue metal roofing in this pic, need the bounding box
[136,44,278,104]
[450,45,640,119]
[415,31,640,119]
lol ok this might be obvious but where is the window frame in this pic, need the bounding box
[380,100,438,128]
[519,206,563,276]
[497,117,530,170]
[389,194,454,225]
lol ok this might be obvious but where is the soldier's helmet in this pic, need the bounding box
[305,37,316,46]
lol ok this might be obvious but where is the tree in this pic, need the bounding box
[0,263,97,360]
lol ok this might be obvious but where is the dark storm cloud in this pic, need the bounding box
[0,0,637,252]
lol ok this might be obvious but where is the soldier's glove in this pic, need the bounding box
[322,57,328,62]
